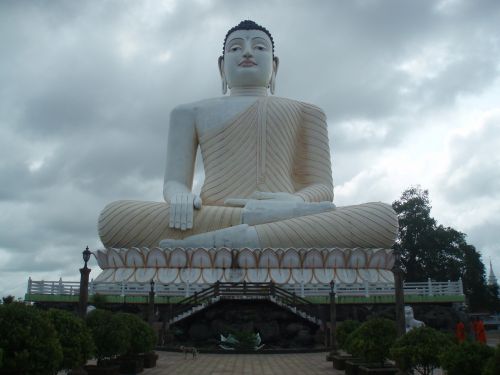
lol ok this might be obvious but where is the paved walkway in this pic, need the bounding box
[80,330,499,375]
[145,351,340,375]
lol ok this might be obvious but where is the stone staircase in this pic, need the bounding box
[168,282,321,326]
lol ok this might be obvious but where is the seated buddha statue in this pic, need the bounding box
[98,20,398,250]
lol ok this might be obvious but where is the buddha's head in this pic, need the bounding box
[219,20,279,94]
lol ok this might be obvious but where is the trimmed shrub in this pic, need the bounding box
[115,313,156,354]
[390,326,453,375]
[48,308,95,371]
[345,318,397,366]
[1,295,15,304]
[440,341,494,375]
[336,320,361,350]
[0,303,63,373]
[86,309,130,361]
[482,344,500,375]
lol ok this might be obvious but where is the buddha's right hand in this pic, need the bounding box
[169,193,202,231]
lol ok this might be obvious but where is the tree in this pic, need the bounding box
[48,309,95,371]
[440,341,493,375]
[483,344,500,375]
[86,309,130,362]
[393,186,497,311]
[390,326,453,375]
[345,318,397,366]
[0,303,63,373]
[1,295,15,304]
[115,313,156,355]
[336,320,361,350]
[393,187,460,281]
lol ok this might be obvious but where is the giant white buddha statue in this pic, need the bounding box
[97,21,398,266]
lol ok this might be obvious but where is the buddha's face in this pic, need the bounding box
[219,29,278,90]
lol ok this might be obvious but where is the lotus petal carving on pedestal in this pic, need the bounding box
[93,246,395,284]
[247,268,269,282]
[202,268,224,283]
[146,247,167,267]
[158,268,178,283]
[292,269,313,284]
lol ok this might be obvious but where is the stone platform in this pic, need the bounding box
[93,247,395,284]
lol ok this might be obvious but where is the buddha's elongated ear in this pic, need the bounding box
[218,56,228,95]
[270,56,279,95]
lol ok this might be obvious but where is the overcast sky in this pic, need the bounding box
[1,0,499,298]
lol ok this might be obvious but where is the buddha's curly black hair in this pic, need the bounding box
[223,20,274,55]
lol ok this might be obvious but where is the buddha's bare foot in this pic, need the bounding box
[159,224,260,249]
[241,200,336,225]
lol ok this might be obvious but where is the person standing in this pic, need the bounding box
[477,319,487,344]
[455,321,466,343]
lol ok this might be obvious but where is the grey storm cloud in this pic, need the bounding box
[440,112,500,202]
[1,0,500,297]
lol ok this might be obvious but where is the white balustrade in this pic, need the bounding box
[26,278,464,299]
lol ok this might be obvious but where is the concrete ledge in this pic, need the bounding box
[158,347,329,354]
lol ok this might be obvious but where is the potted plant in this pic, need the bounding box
[48,309,95,374]
[440,341,494,375]
[332,320,361,370]
[390,326,452,375]
[345,318,398,375]
[0,303,63,374]
[115,313,157,373]
[85,309,130,375]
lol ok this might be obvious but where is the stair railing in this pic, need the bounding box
[169,281,321,324]
[168,283,217,321]
[272,283,320,321]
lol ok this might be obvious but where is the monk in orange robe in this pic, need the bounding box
[455,321,465,343]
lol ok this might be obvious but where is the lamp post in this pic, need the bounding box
[329,280,338,356]
[148,280,155,324]
[78,246,92,318]
[393,248,405,336]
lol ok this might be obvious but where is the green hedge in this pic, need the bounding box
[0,303,63,373]
[345,318,397,366]
[336,320,361,350]
[483,344,500,375]
[48,308,95,371]
[115,313,156,354]
[86,309,130,361]
[440,341,494,375]
[391,326,453,375]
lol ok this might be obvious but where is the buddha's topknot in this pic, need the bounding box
[223,20,274,55]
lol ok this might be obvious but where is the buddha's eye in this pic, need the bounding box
[229,45,241,52]
[255,44,267,51]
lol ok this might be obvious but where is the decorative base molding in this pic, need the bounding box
[95,246,394,269]
[93,247,395,284]
[94,267,395,284]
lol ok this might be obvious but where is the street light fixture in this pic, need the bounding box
[148,280,155,324]
[393,248,405,336]
[78,246,92,318]
[329,279,337,356]
[83,246,91,266]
